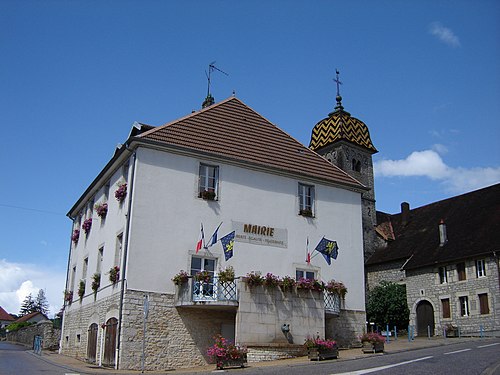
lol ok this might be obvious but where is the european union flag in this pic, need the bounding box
[315,237,338,265]
[220,231,235,261]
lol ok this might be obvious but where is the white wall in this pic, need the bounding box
[126,147,365,310]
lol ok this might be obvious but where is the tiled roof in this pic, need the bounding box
[309,109,377,153]
[0,306,14,321]
[366,183,500,269]
[15,311,48,323]
[138,97,364,189]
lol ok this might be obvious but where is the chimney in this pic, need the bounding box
[401,202,410,226]
[439,219,448,247]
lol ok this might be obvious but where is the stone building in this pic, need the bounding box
[60,96,368,370]
[366,183,500,336]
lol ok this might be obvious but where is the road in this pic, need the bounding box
[0,339,499,375]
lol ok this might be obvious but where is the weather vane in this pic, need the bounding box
[333,69,342,97]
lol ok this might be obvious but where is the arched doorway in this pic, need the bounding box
[416,300,434,336]
[86,323,98,363]
[103,317,118,367]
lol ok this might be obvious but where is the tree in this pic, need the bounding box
[19,294,35,316]
[366,281,409,329]
[34,289,50,316]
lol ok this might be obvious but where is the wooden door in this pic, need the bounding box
[416,301,434,336]
[86,323,98,363]
[103,318,118,367]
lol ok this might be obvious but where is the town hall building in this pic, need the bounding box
[60,90,377,370]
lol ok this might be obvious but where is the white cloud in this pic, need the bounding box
[374,149,500,194]
[432,143,448,154]
[0,259,65,318]
[429,22,461,48]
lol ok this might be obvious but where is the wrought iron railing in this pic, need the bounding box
[324,292,341,315]
[192,276,238,302]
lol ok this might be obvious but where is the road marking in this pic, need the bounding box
[478,343,500,348]
[331,356,433,374]
[444,348,471,355]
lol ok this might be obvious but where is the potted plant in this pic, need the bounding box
[299,209,313,217]
[109,266,120,284]
[91,273,101,295]
[217,266,235,283]
[71,229,80,244]
[172,270,189,285]
[194,270,211,283]
[115,183,127,203]
[242,272,264,287]
[279,275,296,291]
[82,218,92,235]
[78,280,86,300]
[296,277,324,292]
[360,332,385,353]
[207,334,247,370]
[304,336,338,360]
[64,290,73,304]
[324,280,347,298]
[264,272,280,288]
[95,202,108,218]
[201,190,216,200]
[445,323,458,337]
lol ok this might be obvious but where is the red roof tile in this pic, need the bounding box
[138,97,364,189]
[0,306,14,321]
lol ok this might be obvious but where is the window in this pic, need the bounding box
[351,158,361,172]
[191,256,216,296]
[115,233,123,267]
[123,162,129,181]
[83,257,89,280]
[298,183,315,216]
[104,183,110,200]
[296,269,315,281]
[475,259,486,278]
[459,296,469,316]
[97,246,104,273]
[439,266,448,284]
[457,262,466,281]
[70,266,77,292]
[478,293,489,315]
[198,164,219,199]
[441,298,451,319]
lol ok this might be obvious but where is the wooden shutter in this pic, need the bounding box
[441,299,450,319]
[479,294,489,315]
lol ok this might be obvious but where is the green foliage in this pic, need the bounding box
[19,294,35,315]
[6,321,34,332]
[366,281,409,328]
[34,289,50,316]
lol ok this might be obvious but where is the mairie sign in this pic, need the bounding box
[232,221,288,248]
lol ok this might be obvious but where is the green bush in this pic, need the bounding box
[5,322,34,332]
[366,281,409,328]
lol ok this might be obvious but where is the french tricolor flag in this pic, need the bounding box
[196,223,205,254]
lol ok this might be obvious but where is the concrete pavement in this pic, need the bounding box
[25,336,489,374]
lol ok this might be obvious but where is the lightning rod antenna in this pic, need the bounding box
[202,61,229,108]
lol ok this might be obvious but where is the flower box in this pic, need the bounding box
[299,209,313,217]
[216,355,247,370]
[95,202,108,218]
[201,190,216,200]
[361,341,384,353]
[115,183,127,203]
[308,347,339,361]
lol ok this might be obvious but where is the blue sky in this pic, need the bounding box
[1,1,499,317]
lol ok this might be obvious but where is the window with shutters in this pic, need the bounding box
[457,262,466,281]
[479,293,489,315]
[441,298,451,319]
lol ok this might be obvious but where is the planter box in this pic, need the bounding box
[362,342,384,353]
[308,347,339,361]
[446,330,458,338]
[216,356,247,370]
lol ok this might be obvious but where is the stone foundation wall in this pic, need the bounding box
[119,289,235,371]
[60,291,121,361]
[325,309,366,348]
[7,320,60,350]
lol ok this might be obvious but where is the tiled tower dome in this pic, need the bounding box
[309,95,377,153]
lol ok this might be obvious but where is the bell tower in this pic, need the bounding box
[309,71,378,261]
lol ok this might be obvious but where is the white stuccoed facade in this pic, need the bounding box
[60,98,367,370]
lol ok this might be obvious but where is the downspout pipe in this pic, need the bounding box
[59,218,75,354]
[116,145,137,370]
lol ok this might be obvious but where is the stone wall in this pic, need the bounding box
[119,289,235,371]
[236,284,325,346]
[247,343,306,362]
[325,309,365,347]
[7,320,60,350]
[366,260,406,291]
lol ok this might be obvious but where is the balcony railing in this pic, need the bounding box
[192,276,238,302]
[324,292,341,315]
